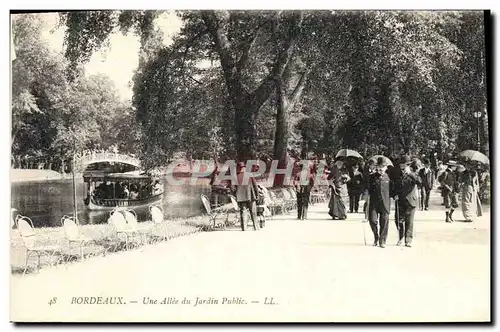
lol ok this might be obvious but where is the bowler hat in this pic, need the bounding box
[376,157,388,167]
[397,155,412,165]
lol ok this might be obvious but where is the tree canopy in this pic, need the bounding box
[11,13,137,161]
[11,11,488,174]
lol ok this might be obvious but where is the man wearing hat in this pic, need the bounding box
[438,160,459,223]
[367,157,393,248]
[418,158,435,211]
[294,162,315,220]
[394,155,421,247]
[362,158,376,220]
[234,161,260,231]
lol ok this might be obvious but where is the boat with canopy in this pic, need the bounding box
[83,170,163,210]
[72,151,163,212]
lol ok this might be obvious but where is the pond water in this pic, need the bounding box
[11,177,228,228]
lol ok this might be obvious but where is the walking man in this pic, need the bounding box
[394,155,421,247]
[368,157,393,248]
[294,163,315,220]
[418,158,434,211]
[234,161,260,231]
[347,164,364,213]
[438,160,459,223]
[363,159,376,221]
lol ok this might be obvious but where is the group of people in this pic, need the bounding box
[91,180,163,201]
[226,154,486,242]
[326,154,485,248]
[438,160,483,223]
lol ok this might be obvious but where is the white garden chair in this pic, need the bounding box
[287,187,298,209]
[107,210,141,251]
[228,195,240,226]
[200,194,228,230]
[282,188,297,211]
[61,215,102,260]
[271,190,289,214]
[150,205,168,243]
[16,215,65,275]
[267,190,284,216]
[121,209,151,246]
[310,186,328,204]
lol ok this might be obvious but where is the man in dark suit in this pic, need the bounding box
[368,157,393,248]
[294,163,315,220]
[418,158,434,210]
[394,155,422,247]
[362,159,375,220]
[233,162,260,231]
[438,160,459,223]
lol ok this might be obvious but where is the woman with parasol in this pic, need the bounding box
[458,150,489,222]
[457,163,478,222]
[327,149,362,219]
[327,160,350,220]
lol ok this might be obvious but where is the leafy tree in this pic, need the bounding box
[57,9,489,175]
[11,14,51,154]
[11,13,134,164]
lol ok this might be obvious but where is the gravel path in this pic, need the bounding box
[11,191,490,322]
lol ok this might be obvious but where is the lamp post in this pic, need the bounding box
[473,111,482,151]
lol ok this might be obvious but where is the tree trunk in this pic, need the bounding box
[234,99,258,161]
[272,76,289,187]
[11,127,18,151]
[272,63,309,187]
[202,11,302,162]
[273,79,289,163]
[300,139,308,159]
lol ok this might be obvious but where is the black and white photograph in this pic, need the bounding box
[8,7,491,322]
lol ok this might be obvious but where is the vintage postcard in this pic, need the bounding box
[9,9,491,322]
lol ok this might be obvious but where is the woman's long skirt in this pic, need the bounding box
[462,185,478,222]
[328,189,347,220]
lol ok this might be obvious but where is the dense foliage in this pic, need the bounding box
[11,14,138,163]
[11,11,489,174]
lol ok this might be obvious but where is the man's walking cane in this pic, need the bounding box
[362,192,368,246]
[395,197,400,239]
[417,188,422,210]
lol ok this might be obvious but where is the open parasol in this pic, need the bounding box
[368,155,393,166]
[458,150,489,165]
[335,149,363,160]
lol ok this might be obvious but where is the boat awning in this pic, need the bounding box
[83,170,153,180]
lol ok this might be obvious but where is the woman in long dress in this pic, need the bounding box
[459,164,480,222]
[328,160,350,220]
